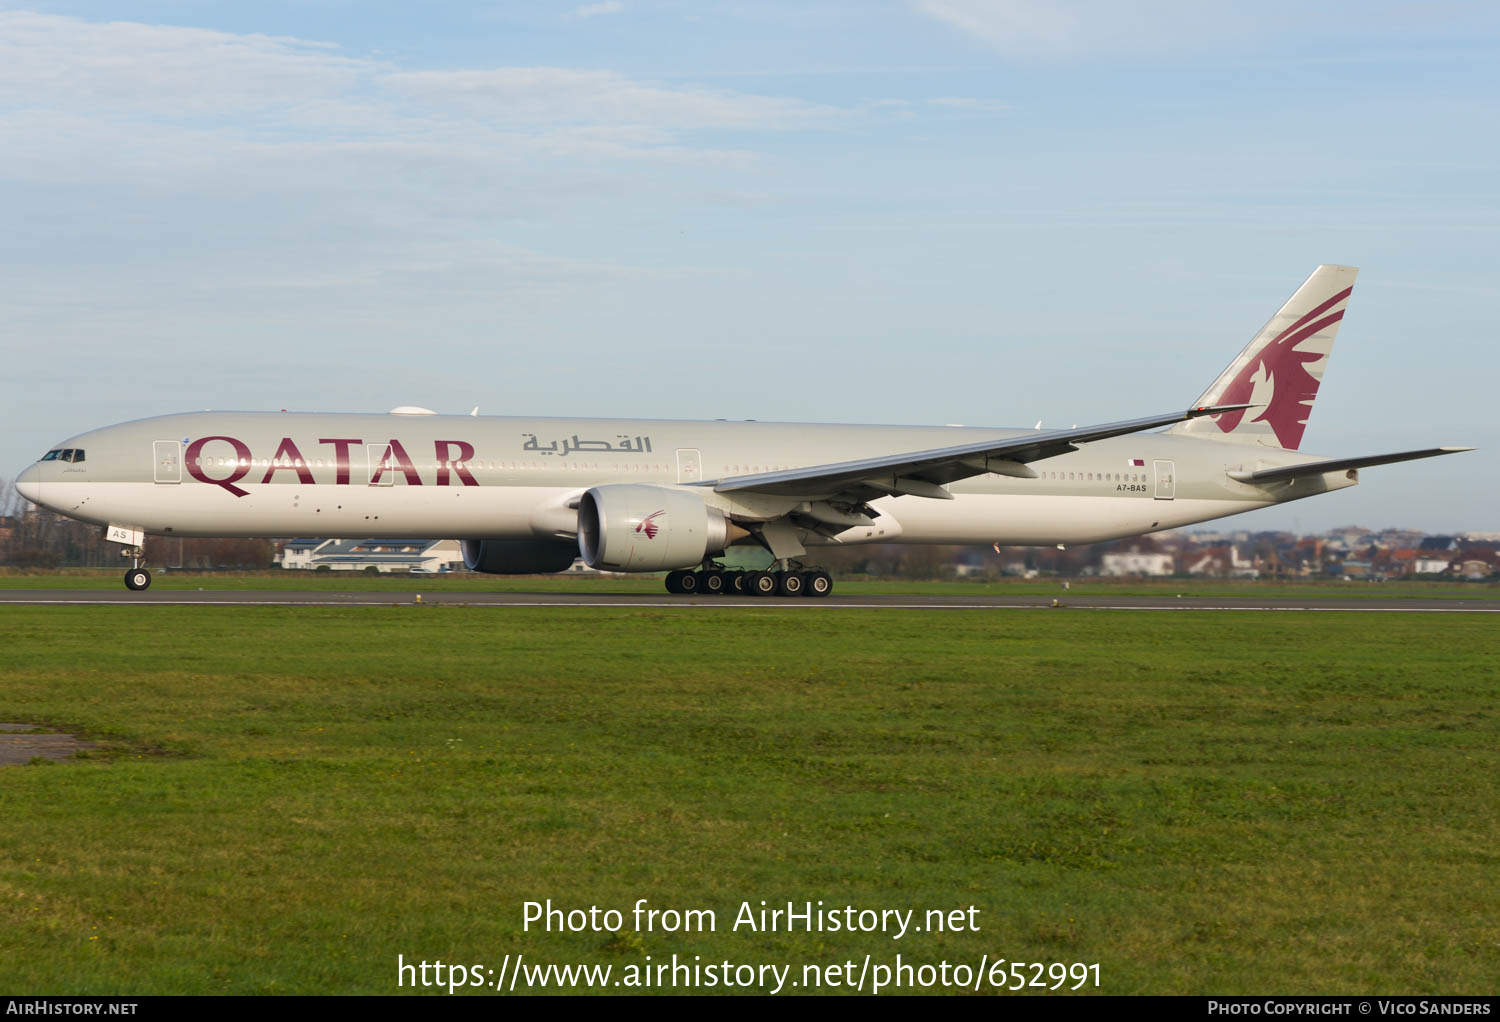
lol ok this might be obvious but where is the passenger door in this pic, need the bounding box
[1153,459,1176,500]
[153,440,181,484]
[368,444,394,486]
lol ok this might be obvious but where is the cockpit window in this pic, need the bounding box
[41,450,61,461]
[58,449,84,463]
[71,449,84,463]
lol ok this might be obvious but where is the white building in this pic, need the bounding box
[1186,545,1260,579]
[1100,547,1175,577]
[278,538,466,573]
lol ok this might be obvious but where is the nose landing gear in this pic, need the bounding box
[122,546,151,591]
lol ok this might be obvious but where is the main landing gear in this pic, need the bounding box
[663,562,833,598]
[123,546,151,591]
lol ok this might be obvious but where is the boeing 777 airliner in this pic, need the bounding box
[14,266,1471,595]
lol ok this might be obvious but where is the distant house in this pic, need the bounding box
[1412,554,1454,575]
[1186,545,1259,579]
[1100,546,1175,577]
[277,538,466,573]
[1328,526,1373,551]
[1448,552,1500,581]
[278,538,325,570]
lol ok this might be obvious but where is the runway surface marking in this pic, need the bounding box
[2,591,1496,612]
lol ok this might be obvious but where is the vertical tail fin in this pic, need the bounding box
[1170,265,1357,450]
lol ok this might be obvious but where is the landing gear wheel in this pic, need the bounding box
[804,571,833,597]
[702,571,726,595]
[678,571,700,595]
[776,572,805,597]
[664,570,687,594]
[747,571,777,597]
[727,571,746,594]
[124,568,152,591]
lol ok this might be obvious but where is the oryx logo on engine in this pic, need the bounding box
[635,510,665,539]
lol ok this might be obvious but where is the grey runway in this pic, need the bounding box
[2,589,1497,612]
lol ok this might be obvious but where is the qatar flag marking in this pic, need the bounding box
[1127,459,1145,467]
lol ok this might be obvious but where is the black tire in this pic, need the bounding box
[776,572,804,597]
[702,571,726,594]
[678,571,700,594]
[664,570,686,594]
[124,568,151,591]
[804,571,833,597]
[728,571,746,593]
[747,571,777,597]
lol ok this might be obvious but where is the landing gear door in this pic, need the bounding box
[368,444,394,486]
[1153,459,1176,500]
[153,440,182,484]
[676,449,702,484]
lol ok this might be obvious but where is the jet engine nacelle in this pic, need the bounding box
[577,484,731,572]
[461,538,578,575]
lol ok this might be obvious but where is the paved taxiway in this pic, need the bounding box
[1,590,1496,612]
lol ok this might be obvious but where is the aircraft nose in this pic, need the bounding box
[15,463,42,505]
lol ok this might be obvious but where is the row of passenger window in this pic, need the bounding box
[40,449,85,463]
[1044,471,1142,482]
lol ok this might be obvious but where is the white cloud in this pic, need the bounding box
[912,0,1279,54]
[0,10,362,115]
[0,7,841,368]
[0,11,830,162]
[574,1,624,17]
[927,96,1009,111]
[382,67,829,131]
[916,0,1081,49]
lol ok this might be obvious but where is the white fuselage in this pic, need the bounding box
[16,410,1351,552]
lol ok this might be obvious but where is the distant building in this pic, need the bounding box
[1450,557,1499,581]
[278,538,466,573]
[1448,546,1500,580]
[1412,554,1453,575]
[1100,546,1175,577]
[1186,545,1259,579]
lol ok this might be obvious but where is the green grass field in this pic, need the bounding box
[1,605,1496,994]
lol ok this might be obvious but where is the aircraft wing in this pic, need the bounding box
[1226,447,1474,484]
[711,404,1250,501]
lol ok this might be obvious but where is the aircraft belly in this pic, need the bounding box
[52,479,1272,547]
[881,494,1272,546]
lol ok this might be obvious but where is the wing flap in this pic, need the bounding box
[1227,447,1474,484]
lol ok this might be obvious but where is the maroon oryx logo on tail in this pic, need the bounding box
[635,510,665,539]
[1213,286,1351,450]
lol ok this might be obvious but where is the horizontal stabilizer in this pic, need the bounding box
[1226,447,1474,484]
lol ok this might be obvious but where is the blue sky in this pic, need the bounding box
[3,1,1496,532]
